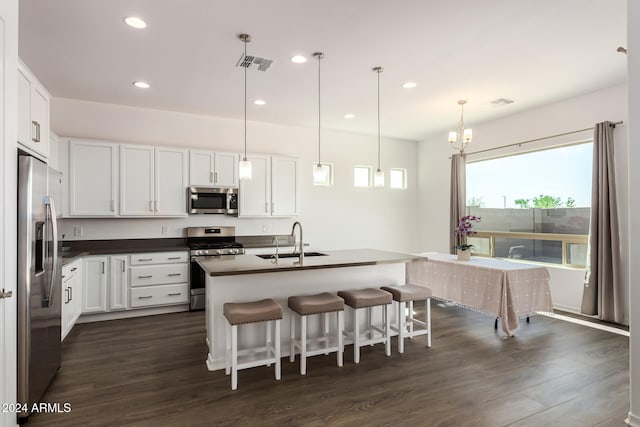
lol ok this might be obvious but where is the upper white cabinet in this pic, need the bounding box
[189,150,238,187]
[239,155,271,217]
[120,144,188,217]
[17,60,50,159]
[239,155,298,217]
[69,140,119,217]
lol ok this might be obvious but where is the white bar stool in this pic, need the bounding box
[380,284,432,353]
[337,288,392,363]
[288,292,345,375]
[223,299,282,390]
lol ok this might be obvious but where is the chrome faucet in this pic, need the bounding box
[271,236,279,264]
[291,221,303,264]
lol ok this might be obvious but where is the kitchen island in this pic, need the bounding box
[198,249,426,371]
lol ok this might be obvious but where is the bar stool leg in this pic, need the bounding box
[426,298,432,348]
[354,308,361,364]
[408,300,415,338]
[266,320,272,367]
[290,313,296,362]
[398,301,406,354]
[231,324,238,391]
[301,315,307,375]
[324,312,330,355]
[275,319,281,380]
[337,310,344,367]
[384,304,391,356]
[368,306,374,345]
[225,320,231,375]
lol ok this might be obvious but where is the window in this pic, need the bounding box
[465,142,592,267]
[353,166,371,187]
[390,168,407,189]
[312,163,333,187]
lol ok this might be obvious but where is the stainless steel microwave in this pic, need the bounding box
[188,187,238,215]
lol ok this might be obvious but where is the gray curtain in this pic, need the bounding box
[581,121,623,323]
[449,153,466,254]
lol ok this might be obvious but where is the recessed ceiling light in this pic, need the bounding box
[254,99,266,106]
[124,16,147,29]
[402,82,417,89]
[132,81,150,89]
[344,113,355,119]
[290,55,307,64]
[490,98,515,106]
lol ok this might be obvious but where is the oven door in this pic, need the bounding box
[190,257,207,310]
[188,187,236,214]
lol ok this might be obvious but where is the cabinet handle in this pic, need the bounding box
[149,201,154,212]
[209,172,214,183]
[265,203,268,213]
[122,260,126,273]
[155,200,159,212]
[138,295,153,299]
[32,121,40,142]
[167,273,181,277]
[69,286,73,302]
[167,257,181,260]
[71,267,77,272]
[214,172,218,183]
[138,258,152,262]
[168,292,182,297]
[138,275,153,279]
[110,200,115,212]
[65,288,69,304]
[101,262,105,274]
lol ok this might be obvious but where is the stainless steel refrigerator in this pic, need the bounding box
[17,153,62,422]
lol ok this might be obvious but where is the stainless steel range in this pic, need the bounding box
[187,226,244,310]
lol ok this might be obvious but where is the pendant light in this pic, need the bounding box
[312,52,327,185]
[373,66,384,188]
[238,33,252,181]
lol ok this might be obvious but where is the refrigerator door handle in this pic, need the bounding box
[43,196,58,307]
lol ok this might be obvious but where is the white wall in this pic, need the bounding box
[51,98,420,253]
[417,83,629,319]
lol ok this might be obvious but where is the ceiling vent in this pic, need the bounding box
[491,98,515,106]
[236,53,274,72]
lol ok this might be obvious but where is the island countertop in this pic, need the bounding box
[197,249,427,276]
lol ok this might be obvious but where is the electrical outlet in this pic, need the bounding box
[261,225,268,233]
[74,227,83,237]
[161,226,168,235]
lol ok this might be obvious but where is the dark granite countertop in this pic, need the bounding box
[61,238,189,266]
[196,249,427,277]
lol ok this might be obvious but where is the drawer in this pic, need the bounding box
[129,251,188,265]
[62,261,81,280]
[130,264,189,287]
[130,283,189,308]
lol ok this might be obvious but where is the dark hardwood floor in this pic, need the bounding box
[27,303,629,426]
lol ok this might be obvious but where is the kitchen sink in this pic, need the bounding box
[256,252,328,260]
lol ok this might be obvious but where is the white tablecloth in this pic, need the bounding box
[406,253,553,335]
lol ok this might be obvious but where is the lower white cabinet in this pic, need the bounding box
[129,252,189,308]
[82,251,189,316]
[62,259,83,340]
[82,255,128,314]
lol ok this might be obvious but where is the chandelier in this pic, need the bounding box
[448,100,472,153]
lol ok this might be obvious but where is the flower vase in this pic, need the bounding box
[457,249,471,261]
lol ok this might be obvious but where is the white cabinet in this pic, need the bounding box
[239,155,298,217]
[69,140,118,216]
[82,256,108,313]
[109,255,128,311]
[17,60,50,159]
[189,150,238,187]
[120,144,188,217]
[82,255,129,314]
[61,259,83,340]
[129,251,189,308]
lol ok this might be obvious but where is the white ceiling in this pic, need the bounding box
[18,0,627,141]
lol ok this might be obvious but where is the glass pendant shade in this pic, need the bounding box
[448,131,457,143]
[374,169,385,188]
[464,128,473,143]
[239,158,252,180]
[313,163,328,184]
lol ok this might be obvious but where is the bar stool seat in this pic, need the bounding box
[224,299,282,390]
[288,293,344,375]
[381,284,432,353]
[337,288,392,363]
